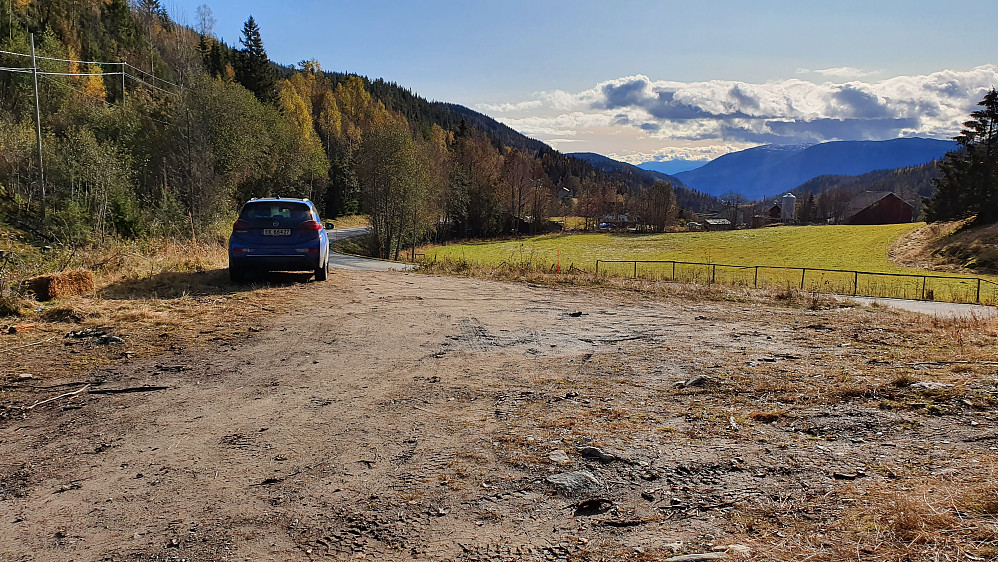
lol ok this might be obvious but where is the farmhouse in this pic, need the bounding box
[844,191,914,225]
[704,218,732,231]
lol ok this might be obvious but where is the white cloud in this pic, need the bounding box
[798,67,882,80]
[472,100,543,113]
[474,65,998,161]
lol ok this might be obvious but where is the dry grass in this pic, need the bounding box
[25,270,95,301]
[0,236,320,405]
[417,257,846,311]
[893,218,998,275]
[747,410,788,423]
[330,215,370,228]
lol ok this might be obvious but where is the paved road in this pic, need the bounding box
[839,295,997,319]
[327,226,416,271]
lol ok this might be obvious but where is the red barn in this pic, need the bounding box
[845,191,914,225]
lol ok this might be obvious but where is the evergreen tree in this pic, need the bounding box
[235,16,275,102]
[926,89,998,223]
[101,0,136,49]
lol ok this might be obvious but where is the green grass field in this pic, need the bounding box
[424,224,998,304]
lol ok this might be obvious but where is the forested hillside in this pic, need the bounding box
[0,0,684,258]
[791,162,940,223]
[568,152,721,214]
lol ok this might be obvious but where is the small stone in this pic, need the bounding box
[677,375,715,388]
[546,471,600,493]
[17,373,33,381]
[548,449,571,464]
[578,446,615,462]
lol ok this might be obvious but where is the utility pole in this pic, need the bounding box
[410,193,417,261]
[30,33,45,220]
[120,60,126,100]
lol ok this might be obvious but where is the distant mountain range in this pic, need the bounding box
[671,138,957,201]
[637,160,706,175]
[566,152,721,213]
[568,152,682,185]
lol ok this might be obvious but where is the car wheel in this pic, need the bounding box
[229,265,246,283]
[314,259,328,281]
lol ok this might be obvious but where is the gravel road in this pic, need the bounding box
[3,270,996,560]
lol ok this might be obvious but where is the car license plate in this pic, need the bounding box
[263,228,291,236]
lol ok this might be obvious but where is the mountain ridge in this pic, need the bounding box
[674,138,956,200]
[568,152,721,213]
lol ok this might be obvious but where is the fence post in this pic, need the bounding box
[712,264,716,284]
[978,278,982,304]
[633,261,637,279]
[595,260,599,276]
[800,268,806,290]
[754,266,759,288]
[672,261,676,281]
[854,271,858,296]
[921,276,926,300]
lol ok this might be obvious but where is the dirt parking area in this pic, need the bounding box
[2,270,998,561]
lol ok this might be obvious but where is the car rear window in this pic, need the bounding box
[240,202,312,222]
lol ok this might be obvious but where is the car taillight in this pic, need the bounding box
[299,220,323,231]
[232,219,250,232]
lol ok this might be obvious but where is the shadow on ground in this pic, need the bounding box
[100,269,315,300]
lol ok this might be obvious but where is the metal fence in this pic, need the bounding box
[595,259,998,305]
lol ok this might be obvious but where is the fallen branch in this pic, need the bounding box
[0,337,57,354]
[910,360,998,367]
[88,386,169,395]
[25,384,91,410]
[599,519,646,528]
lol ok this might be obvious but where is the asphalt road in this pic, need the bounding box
[327,226,416,272]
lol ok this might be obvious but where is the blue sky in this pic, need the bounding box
[167,0,998,163]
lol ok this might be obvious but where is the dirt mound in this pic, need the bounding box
[891,219,998,274]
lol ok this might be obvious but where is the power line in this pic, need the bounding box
[124,72,177,95]
[32,70,124,77]
[1,48,114,67]
[0,66,179,95]
[0,47,180,90]
[123,62,178,89]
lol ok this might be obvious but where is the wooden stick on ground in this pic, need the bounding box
[0,336,56,354]
[25,384,91,410]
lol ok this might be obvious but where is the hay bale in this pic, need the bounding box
[26,270,95,301]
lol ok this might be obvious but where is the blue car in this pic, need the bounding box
[228,198,331,282]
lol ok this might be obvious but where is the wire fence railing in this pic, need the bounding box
[595,260,998,305]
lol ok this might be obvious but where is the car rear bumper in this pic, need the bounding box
[228,247,322,272]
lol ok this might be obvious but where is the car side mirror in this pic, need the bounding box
[324,221,335,230]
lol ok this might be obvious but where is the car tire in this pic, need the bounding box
[314,258,328,281]
[229,265,246,283]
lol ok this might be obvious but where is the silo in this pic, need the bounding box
[781,192,797,224]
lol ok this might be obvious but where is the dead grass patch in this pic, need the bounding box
[329,215,370,228]
[771,287,841,310]
[25,270,95,301]
[748,410,788,423]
